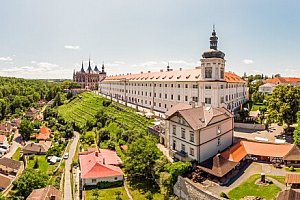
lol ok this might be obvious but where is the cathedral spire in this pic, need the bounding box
[210,25,218,50]
[87,58,92,72]
[81,61,85,72]
[102,62,105,73]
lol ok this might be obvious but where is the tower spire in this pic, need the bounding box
[210,25,218,50]
[81,61,85,72]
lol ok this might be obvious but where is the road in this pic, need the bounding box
[64,132,80,200]
[4,130,22,158]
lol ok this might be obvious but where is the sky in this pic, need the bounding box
[0,0,300,79]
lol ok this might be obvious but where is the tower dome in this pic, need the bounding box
[202,26,225,59]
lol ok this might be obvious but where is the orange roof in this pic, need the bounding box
[103,68,245,83]
[40,126,50,135]
[242,140,294,158]
[0,135,6,142]
[265,77,300,84]
[36,126,51,140]
[221,141,247,162]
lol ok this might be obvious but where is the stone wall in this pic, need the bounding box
[174,176,225,200]
[234,122,267,131]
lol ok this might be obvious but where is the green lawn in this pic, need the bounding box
[12,147,21,161]
[27,155,58,174]
[126,179,164,200]
[85,187,129,200]
[267,175,285,184]
[285,167,300,173]
[227,174,281,200]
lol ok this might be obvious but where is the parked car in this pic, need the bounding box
[63,153,69,159]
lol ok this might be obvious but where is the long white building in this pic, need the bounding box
[99,29,248,113]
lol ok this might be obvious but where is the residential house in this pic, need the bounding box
[23,141,52,155]
[0,135,8,147]
[79,149,124,186]
[0,173,13,191]
[165,103,234,163]
[0,123,13,136]
[283,145,300,167]
[258,83,276,94]
[276,189,300,200]
[259,77,300,94]
[36,126,51,141]
[25,107,39,119]
[27,185,62,200]
[0,157,22,176]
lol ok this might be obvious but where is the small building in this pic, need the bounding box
[79,149,123,186]
[285,173,300,189]
[0,157,22,176]
[165,103,234,163]
[276,189,300,200]
[27,185,62,200]
[0,135,8,147]
[258,83,276,94]
[0,123,13,136]
[25,107,39,119]
[0,173,13,191]
[283,145,300,167]
[36,126,51,141]
[23,141,52,155]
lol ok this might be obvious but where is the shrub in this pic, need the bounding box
[29,155,34,160]
[33,158,39,169]
[96,180,123,189]
[289,166,295,171]
[220,192,229,199]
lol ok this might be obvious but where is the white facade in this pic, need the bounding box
[99,29,248,113]
[258,83,276,94]
[82,175,124,186]
[167,114,233,163]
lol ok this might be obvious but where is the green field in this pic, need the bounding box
[228,174,281,200]
[85,187,129,200]
[58,92,154,132]
[27,155,58,174]
[12,147,21,161]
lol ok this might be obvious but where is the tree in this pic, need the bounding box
[53,92,62,106]
[20,119,34,140]
[267,85,300,126]
[165,161,191,184]
[124,137,160,179]
[13,169,48,198]
[293,111,300,145]
[251,91,264,104]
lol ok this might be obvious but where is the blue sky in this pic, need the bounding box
[0,0,299,79]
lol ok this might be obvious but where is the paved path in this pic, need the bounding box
[4,131,22,158]
[64,132,80,200]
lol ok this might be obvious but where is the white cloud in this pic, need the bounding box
[0,62,59,74]
[243,59,254,64]
[0,56,13,62]
[64,45,80,50]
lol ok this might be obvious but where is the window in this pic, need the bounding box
[178,84,180,88]
[185,84,188,88]
[220,85,224,89]
[92,179,97,183]
[178,95,181,101]
[205,85,211,89]
[181,144,185,152]
[190,131,194,142]
[192,84,198,89]
[185,96,188,101]
[159,84,162,87]
[217,126,221,135]
[192,97,198,102]
[165,84,167,87]
[171,94,173,100]
[164,104,167,108]
[205,98,211,104]
[190,148,194,156]
[172,125,176,135]
[173,140,176,150]
[159,103,161,107]
[159,93,162,98]
[220,68,224,79]
[165,94,167,99]
[217,137,221,146]
[220,97,224,103]
[205,67,212,78]
[181,128,185,139]
[114,177,118,180]
[154,93,156,97]
[171,84,173,88]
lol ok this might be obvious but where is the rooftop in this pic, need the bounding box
[27,185,62,200]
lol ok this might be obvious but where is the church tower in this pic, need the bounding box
[199,26,225,81]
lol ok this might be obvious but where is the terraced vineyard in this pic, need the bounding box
[58,92,154,131]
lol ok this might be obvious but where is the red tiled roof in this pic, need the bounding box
[0,135,6,142]
[27,185,62,200]
[36,126,51,140]
[79,151,123,179]
[265,77,300,84]
[221,141,247,162]
[99,148,123,166]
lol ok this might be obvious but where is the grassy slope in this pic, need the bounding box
[228,174,281,200]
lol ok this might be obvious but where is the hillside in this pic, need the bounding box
[57,92,154,131]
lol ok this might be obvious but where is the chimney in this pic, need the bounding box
[189,101,196,108]
[103,158,105,164]
[141,71,143,74]
[95,152,98,157]
[160,69,163,72]
[179,68,182,71]
[148,71,151,73]
[50,195,56,200]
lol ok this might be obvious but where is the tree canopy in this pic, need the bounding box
[267,85,300,126]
